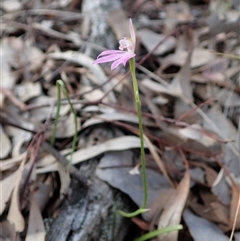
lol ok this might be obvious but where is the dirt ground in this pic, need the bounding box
[1,0,240,240]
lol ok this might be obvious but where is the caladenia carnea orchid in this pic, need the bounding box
[94,19,149,218]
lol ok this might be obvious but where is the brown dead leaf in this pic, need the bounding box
[108,9,130,41]
[157,162,190,241]
[48,51,116,103]
[204,104,239,150]
[0,37,21,107]
[19,40,45,72]
[167,48,215,69]
[165,1,193,31]
[230,184,240,229]
[7,154,27,232]
[146,189,174,224]
[189,162,218,186]
[198,188,229,226]
[2,0,22,12]
[57,163,71,199]
[178,124,218,147]
[0,127,11,159]
[0,152,26,171]
[96,151,172,222]
[55,113,81,138]
[35,182,51,212]
[0,171,18,215]
[141,78,174,96]
[170,35,193,101]
[29,96,70,122]
[15,82,41,102]
[25,193,46,241]
[79,86,107,102]
[0,220,19,241]
[189,202,220,224]
[211,202,229,226]
[184,209,229,241]
[207,11,240,38]
[174,98,201,124]
[139,29,176,56]
[37,136,148,173]
[131,217,151,231]
[202,58,228,83]
[144,135,173,187]
[82,112,138,129]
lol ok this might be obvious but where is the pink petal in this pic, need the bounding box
[111,59,123,70]
[111,53,135,70]
[129,18,136,47]
[97,50,124,57]
[93,53,124,64]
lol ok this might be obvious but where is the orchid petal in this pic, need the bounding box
[111,59,123,70]
[93,53,124,64]
[111,53,135,70]
[93,18,136,69]
[97,50,124,57]
[129,18,136,47]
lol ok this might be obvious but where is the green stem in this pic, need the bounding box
[117,208,149,218]
[51,80,78,166]
[134,225,183,241]
[129,57,148,209]
[50,81,61,146]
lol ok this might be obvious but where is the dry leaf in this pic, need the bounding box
[170,38,193,100]
[37,136,148,173]
[157,165,190,241]
[0,37,22,106]
[82,112,138,129]
[48,51,116,103]
[165,1,192,31]
[57,163,71,198]
[139,29,176,56]
[55,113,81,138]
[29,96,70,121]
[0,221,18,241]
[0,127,11,159]
[96,151,172,222]
[0,171,18,215]
[167,48,215,69]
[0,152,27,171]
[178,125,217,147]
[108,9,130,41]
[2,0,22,12]
[230,184,240,229]
[7,154,27,232]
[35,182,51,212]
[144,135,173,187]
[131,217,150,231]
[25,194,46,241]
[142,78,174,96]
[79,86,107,102]
[204,104,239,151]
[174,98,201,124]
[184,209,228,241]
[15,82,42,102]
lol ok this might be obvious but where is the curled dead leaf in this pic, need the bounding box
[157,163,190,241]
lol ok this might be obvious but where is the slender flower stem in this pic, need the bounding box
[129,57,148,209]
[51,80,78,166]
[117,58,148,218]
[50,81,61,146]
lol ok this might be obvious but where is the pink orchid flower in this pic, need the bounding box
[93,19,136,70]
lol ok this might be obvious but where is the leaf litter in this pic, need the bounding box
[1,0,240,240]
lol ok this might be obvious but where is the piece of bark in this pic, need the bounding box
[45,159,137,241]
[81,0,121,57]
